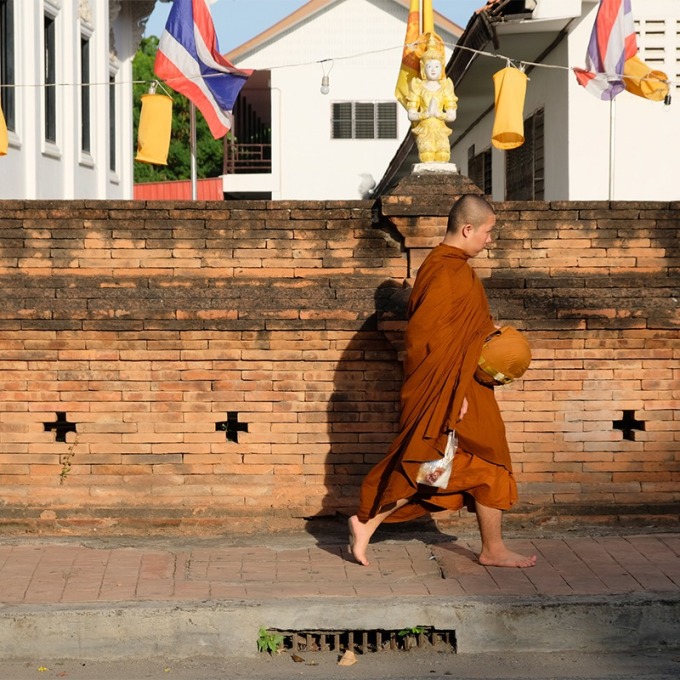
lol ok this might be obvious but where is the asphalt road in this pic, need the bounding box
[3,648,679,680]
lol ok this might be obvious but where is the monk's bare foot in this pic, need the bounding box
[478,547,537,568]
[348,515,371,566]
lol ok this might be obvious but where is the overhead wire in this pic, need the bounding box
[0,37,676,91]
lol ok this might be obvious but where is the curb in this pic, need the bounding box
[1,593,678,661]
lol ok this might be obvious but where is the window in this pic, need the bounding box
[80,36,91,153]
[505,108,544,200]
[0,0,14,131]
[44,13,56,143]
[468,145,492,195]
[332,102,397,139]
[637,19,676,89]
[109,73,116,172]
[636,19,667,67]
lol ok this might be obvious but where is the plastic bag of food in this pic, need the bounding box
[416,431,457,488]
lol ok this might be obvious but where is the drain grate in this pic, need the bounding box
[264,628,456,654]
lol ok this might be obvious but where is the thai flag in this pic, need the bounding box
[154,0,252,138]
[574,0,638,100]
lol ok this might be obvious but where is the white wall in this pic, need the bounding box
[234,0,457,200]
[0,0,134,199]
[111,2,137,200]
[534,38,570,201]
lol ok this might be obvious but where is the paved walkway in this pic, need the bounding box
[0,530,679,660]
[0,532,678,605]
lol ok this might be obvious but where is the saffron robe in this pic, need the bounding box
[357,245,516,523]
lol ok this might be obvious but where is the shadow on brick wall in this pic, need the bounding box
[305,280,446,550]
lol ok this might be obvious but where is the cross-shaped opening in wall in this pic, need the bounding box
[613,410,645,442]
[44,412,77,443]
[216,412,248,443]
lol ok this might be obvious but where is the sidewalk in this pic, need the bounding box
[0,528,678,660]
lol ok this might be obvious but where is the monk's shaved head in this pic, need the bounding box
[446,194,495,236]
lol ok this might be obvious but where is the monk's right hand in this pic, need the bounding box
[458,397,468,422]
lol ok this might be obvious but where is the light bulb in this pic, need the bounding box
[320,75,330,95]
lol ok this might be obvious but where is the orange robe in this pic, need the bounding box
[357,245,517,523]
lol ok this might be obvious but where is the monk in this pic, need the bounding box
[348,194,536,568]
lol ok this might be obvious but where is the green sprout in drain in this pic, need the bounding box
[398,626,428,636]
[257,627,284,655]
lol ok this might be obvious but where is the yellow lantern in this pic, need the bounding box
[0,104,8,156]
[623,55,669,102]
[135,92,173,165]
[491,66,528,151]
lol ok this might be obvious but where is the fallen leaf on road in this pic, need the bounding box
[291,654,305,663]
[338,650,357,666]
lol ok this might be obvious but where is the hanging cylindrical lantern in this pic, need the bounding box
[135,92,173,165]
[491,66,528,151]
[623,55,669,102]
[0,104,8,156]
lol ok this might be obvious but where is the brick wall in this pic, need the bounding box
[0,174,677,533]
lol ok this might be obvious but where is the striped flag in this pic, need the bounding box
[395,0,422,108]
[154,0,252,139]
[574,0,637,100]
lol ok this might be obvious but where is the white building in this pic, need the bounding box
[224,0,462,200]
[0,0,153,200]
[378,0,680,201]
[0,0,463,202]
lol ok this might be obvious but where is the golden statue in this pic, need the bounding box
[406,34,457,163]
